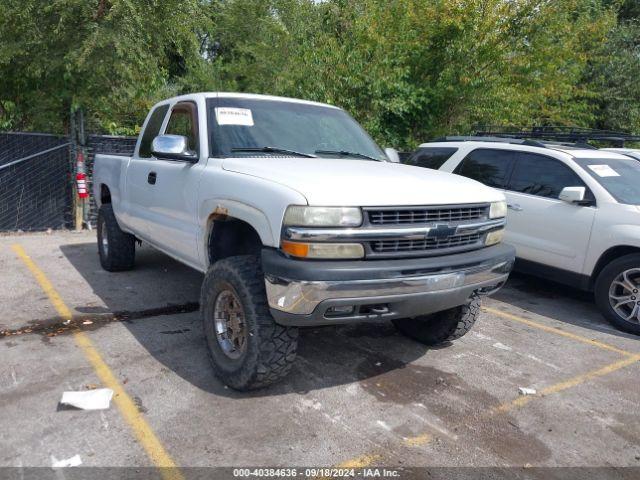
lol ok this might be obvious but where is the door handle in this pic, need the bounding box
[147,172,157,185]
[507,203,523,212]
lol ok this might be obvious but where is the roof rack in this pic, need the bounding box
[474,126,640,147]
[434,135,547,148]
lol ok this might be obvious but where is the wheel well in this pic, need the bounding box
[208,217,263,265]
[591,246,640,285]
[100,184,111,204]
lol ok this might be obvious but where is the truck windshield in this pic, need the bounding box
[574,158,640,205]
[208,97,386,161]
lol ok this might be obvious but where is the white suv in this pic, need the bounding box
[406,137,640,335]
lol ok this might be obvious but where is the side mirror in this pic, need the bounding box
[559,186,586,204]
[151,135,198,162]
[384,147,400,163]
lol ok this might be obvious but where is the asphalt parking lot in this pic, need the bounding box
[1,231,640,474]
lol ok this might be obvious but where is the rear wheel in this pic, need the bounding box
[97,204,135,272]
[201,255,298,390]
[393,295,480,345]
[595,254,640,335]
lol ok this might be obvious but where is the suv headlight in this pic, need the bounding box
[489,201,507,219]
[283,206,363,227]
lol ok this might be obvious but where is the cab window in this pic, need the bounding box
[138,104,169,158]
[165,102,199,154]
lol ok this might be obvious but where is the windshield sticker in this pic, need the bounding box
[588,164,620,177]
[215,107,254,126]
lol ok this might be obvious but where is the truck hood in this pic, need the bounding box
[221,157,503,206]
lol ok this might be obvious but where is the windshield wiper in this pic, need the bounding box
[315,149,381,161]
[231,146,316,158]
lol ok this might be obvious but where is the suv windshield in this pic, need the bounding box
[574,157,640,205]
[207,97,386,161]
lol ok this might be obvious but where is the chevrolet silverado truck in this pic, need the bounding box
[93,92,515,390]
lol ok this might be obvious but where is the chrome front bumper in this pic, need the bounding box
[263,247,514,326]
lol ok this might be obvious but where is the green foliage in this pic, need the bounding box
[585,1,640,132]
[0,0,210,133]
[1,0,637,146]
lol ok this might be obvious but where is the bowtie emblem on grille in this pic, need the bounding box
[427,224,457,240]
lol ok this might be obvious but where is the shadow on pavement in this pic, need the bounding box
[493,271,639,341]
[60,242,432,398]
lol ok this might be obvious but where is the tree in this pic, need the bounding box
[0,0,210,133]
[585,0,640,133]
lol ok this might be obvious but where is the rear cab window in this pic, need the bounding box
[404,147,458,170]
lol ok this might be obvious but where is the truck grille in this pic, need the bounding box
[371,233,482,254]
[368,205,489,225]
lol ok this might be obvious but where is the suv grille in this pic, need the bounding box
[368,205,488,225]
[371,233,481,254]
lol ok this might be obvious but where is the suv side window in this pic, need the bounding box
[165,102,199,154]
[405,147,458,170]
[453,149,514,188]
[139,104,170,158]
[508,153,586,199]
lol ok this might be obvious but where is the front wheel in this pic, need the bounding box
[392,295,481,345]
[201,255,298,391]
[594,254,640,335]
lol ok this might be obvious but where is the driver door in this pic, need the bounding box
[144,101,204,266]
[122,104,169,237]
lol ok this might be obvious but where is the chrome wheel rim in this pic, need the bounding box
[100,220,109,257]
[213,289,247,359]
[609,268,640,325]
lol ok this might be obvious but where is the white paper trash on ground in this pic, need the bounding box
[60,388,114,410]
[518,387,537,396]
[51,455,82,468]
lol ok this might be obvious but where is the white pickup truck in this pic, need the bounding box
[93,93,515,390]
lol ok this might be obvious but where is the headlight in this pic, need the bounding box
[281,240,364,259]
[485,229,504,246]
[283,206,362,227]
[489,201,507,219]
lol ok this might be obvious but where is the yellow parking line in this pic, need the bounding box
[12,244,183,480]
[403,433,432,447]
[336,454,380,468]
[483,306,635,357]
[494,354,640,413]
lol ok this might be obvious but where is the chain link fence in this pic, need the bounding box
[0,133,72,231]
[0,129,137,232]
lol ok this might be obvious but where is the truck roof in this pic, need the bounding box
[155,92,341,110]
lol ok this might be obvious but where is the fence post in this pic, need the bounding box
[70,108,83,231]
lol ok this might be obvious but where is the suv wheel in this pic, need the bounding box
[595,254,640,335]
[393,295,480,345]
[97,204,136,271]
[201,255,298,390]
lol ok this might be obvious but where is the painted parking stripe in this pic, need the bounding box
[483,305,636,357]
[493,354,640,413]
[339,306,640,462]
[12,244,183,480]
